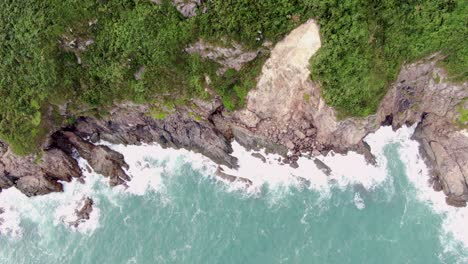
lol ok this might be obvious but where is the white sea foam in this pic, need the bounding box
[354,193,366,210]
[220,127,392,195]
[0,159,109,238]
[107,143,218,196]
[0,192,23,238]
[391,126,468,256]
[0,124,466,259]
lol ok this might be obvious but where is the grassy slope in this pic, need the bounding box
[0,0,466,154]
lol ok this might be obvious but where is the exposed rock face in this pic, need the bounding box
[151,0,204,18]
[0,19,465,208]
[0,146,81,196]
[215,167,252,188]
[221,19,375,164]
[59,132,131,187]
[313,159,332,176]
[71,103,238,169]
[213,20,467,206]
[377,55,468,206]
[173,0,203,17]
[186,40,259,75]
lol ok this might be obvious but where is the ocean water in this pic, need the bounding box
[0,125,467,264]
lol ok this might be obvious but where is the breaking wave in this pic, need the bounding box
[0,125,467,262]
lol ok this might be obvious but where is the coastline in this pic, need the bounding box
[0,20,467,209]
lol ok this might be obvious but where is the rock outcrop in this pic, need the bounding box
[0,19,465,208]
[0,146,81,196]
[215,167,252,188]
[151,0,204,18]
[173,0,203,18]
[210,20,467,206]
[213,19,376,166]
[70,103,238,169]
[186,40,259,75]
[69,197,94,228]
[0,207,3,231]
[376,55,468,206]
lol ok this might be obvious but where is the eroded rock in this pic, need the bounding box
[0,143,83,197]
[69,197,94,228]
[15,175,63,197]
[313,159,332,176]
[72,104,238,169]
[61,132,130,186]
[185,40,259,75]
[215,167,252,188]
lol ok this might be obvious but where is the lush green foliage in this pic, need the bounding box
[196,0,308,47]
[308,0,467,116]
[0,0,466,153]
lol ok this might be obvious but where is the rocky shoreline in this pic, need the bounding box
[0,20,467,208]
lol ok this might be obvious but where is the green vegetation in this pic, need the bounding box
[456,99,468,126]
[308,0,467,117]
[0,0,466,154]
[211,55,267,110]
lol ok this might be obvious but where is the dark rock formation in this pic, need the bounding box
[71,103,238,169]
[70,197,94,228]
[251,153,266,163]
[0,145,81,196]
[313,159,332,176]
[0,20,465,209]
[60,132,130,186]
[0,207,3,229]
[377,54,468,206]
[215,167,252,188]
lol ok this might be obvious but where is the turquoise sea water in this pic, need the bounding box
[0,128,467,263]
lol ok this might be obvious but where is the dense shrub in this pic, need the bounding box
[308,0,467,116]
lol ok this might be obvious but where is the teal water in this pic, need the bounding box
[0,142,467,263]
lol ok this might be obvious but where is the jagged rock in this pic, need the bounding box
[378,55,468,206]
[251,153,266,163]
[70,197,94,228]
[15,175,63,197]
[313,159,332,176]
[40,149,81,182]
[72,104,238,169]
[173,0,202,17]
[432,177,443,192]
[192,97,223,119]
[0,142,83,196]
[446,196,467,208]
[234,110,261,128]
[61,132,130,186]
[215,167,252,187]
[185,40,259,75]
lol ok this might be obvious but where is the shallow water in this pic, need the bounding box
[0,126,467,264]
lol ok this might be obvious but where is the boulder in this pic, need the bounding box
[69,197,94,228]
[15,175,63,197]
[62,132,130,186]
